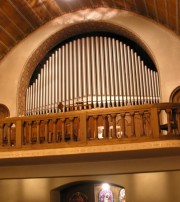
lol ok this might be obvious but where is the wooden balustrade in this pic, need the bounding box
[0,103,179,149]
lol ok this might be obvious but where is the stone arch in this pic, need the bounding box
[17,19,158,115]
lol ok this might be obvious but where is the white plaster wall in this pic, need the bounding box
[0,8,179,117]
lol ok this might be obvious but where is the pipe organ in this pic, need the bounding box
[25,35,160,115]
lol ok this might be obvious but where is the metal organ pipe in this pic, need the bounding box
[99,37,105,107]
[25,35,160,115]
[124,44,130,105]
[54,51,58,112]
[131,49,137,105]
[112,38,118,106]
[127,46,133,105]
[86,37,91,105]
[95,36,101,107]
[69,42,73,107]
[116,40,122,106]
[120,42,126,105]
[65,43,69,108]
[108,37,114,106]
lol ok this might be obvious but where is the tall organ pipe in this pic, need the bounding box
[99,37,105,107]
[112,38,118,106]
[120,42,126,105]
[25,36,160,115]
[108,37,115,106]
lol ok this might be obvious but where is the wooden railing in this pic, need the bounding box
[0,103,179,149]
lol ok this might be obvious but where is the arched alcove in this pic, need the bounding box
[17,20,159,115]
[0,104,10,118]
[51,181,126,202]
[170,86,180,103]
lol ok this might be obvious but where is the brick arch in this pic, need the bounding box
[17,21,158,115]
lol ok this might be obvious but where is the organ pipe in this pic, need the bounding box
[86,37,91,104]
[131,49,137,105]
[26,35,160,115]
[112,38,118,106]
[127,46,133,104]
[108,37,115,106]
[116,41,122,106]
[120,42,126,105]
[104,37,110,107]
[99,36,105,107]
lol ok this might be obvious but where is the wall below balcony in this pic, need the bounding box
[0,170,180,202]
[0,8,179,117]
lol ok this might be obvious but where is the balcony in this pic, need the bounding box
[0,103,179,164]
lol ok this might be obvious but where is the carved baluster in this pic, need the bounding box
[61,118,65,142]
[140,111,145,136]
[28,121,32,144]
[87,117,91,139]
[166,109,172,135]
[112,114,117,138]
[23,122,27,145]
[102,115,109,139]
[36,121,40,144]
[93,116,98,139]
[121,113,126,137]
[52,119,58,142]
[70,117,74,141]
[130,112,135,137]
[108,115,112,138]
[7,123,11,146]
[44,120,49,143]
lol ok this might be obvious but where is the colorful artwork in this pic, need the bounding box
[119,188,126,202]
[69,192,88,202]
[98,189,114,202]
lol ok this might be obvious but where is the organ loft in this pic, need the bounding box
[0,31,179,146]
[0,2,180,201]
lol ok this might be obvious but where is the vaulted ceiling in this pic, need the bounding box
[0,0,179,61]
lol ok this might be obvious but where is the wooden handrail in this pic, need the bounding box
[0,103,179,149]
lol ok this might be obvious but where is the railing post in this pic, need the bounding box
[79,111,87,143]
[15,119,22,148]
[150,107,160,138]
